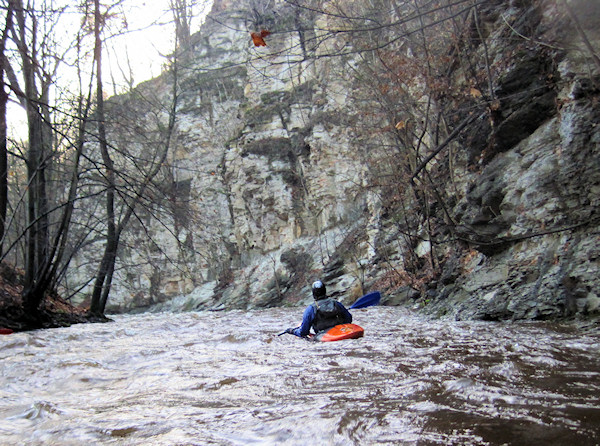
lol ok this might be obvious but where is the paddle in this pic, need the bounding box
[278,327,298,336]
[349,291,381,309]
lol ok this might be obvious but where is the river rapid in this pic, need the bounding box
[1,307,599,445]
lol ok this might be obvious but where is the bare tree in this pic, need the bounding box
[0,0,99,323]
[7,0,66,313]
[241,0,501,289]
[0,0,199,322]
[0,1,14,256]
[88,5,182,316]
[170,0,192,48]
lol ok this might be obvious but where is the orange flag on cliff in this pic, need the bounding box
[251,29,271,46]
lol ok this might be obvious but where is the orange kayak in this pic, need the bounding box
[313,323,364,342]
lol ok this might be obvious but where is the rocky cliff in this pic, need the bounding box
[83,0,599,320]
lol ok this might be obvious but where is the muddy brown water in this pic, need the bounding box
[1,307,598,445]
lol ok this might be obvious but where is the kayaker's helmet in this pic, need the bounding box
[312,280,326,300]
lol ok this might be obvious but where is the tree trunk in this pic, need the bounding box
[0,5,13,256]
[89,0,117,317]
[10,0,53,314]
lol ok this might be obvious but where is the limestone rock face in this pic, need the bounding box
[84,0,599,320]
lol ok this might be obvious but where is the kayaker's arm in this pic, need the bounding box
[292,305,316,337]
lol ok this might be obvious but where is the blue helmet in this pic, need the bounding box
[312,280,326,299]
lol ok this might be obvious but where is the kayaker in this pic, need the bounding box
[284,280,353,337]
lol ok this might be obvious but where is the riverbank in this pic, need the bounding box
[0,263,104,333]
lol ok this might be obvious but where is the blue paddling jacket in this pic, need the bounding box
[292,297,352,337]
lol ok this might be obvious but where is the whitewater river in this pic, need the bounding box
[1,307,599,445]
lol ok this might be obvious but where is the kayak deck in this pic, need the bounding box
[314,323,364,342]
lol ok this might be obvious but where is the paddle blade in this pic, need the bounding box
[349,291,381,309]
